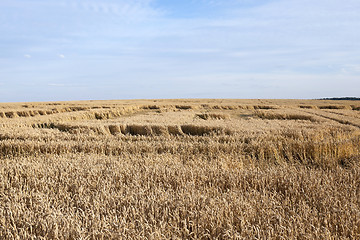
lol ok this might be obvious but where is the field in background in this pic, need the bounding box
[0,99,360,239]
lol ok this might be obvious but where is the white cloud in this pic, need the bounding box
[341,64,360,74]
[67,0,162,20]
[1,0,360,101]
[48,83,66,87]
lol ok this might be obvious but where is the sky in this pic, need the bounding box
[0,0,359,102]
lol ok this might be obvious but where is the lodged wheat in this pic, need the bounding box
[0,99,359,239]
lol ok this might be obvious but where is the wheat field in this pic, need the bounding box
[0,99,359,239]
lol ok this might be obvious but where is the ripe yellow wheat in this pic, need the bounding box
[0,99,359,239]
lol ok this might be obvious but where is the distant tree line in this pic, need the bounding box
[318,97,360,101]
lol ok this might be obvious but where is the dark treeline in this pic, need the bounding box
[319,97,360,101]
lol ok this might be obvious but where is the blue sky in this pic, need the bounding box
[0,0,359,102]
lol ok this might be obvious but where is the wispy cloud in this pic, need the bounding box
[65,0,162,20]
[341,64,360,74]
[48,83,66,87]
[0,0,359,101]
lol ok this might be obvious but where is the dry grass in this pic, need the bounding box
[0,99,360,239]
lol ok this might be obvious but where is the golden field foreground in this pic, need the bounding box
[0,99,360,239]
